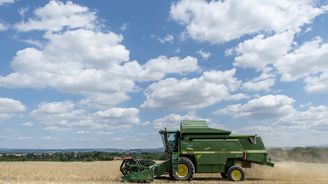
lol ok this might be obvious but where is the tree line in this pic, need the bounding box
[0,147,327,163]
[0,152,169,162]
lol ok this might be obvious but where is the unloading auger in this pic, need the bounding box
[120,120,274,182]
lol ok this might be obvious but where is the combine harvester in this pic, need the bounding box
[120,120,274,182]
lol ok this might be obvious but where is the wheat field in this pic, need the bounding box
[0,161,327,184]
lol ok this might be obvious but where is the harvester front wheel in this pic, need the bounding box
[227,166,245,181]
[172,157,195,181]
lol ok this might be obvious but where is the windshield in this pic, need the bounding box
[160,133,167,151]
[160,130,178,152]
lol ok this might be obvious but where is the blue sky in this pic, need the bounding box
[0,0,328,149]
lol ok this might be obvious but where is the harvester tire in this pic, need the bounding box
[169,171,174,179]
[227,166,245,181]
[221,172,228,179]
[172,157,195,181]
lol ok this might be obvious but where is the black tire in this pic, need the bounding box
[172,157,195,181]
[227,166,245,181]
[169,171,174,179]
[221,172,228,179]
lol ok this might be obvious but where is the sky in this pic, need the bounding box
[0,0,328,149]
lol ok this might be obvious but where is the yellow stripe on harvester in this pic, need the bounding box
[181,150,267,154]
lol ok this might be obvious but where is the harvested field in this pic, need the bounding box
[0,161,327,184]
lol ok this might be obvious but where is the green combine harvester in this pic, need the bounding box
[120,120,274,182]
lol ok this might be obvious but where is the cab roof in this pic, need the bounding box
[180,120,231,135]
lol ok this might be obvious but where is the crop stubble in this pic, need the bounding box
[0,161,327,184]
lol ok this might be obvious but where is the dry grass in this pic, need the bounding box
[0,161,327,184]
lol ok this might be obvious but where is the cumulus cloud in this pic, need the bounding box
[94,107,140,125]
[124,55,199,81]
[236,104,328,147]
[153,112,200,129]
[0,0,15,5]
[237,125,328,147]
[218,94,328,131]
[31,101,140,131]
[0,97,26,122]
[0,23,7,31]
[158,34,174,44]
[276,37,328,81]
[170,0,326,44]
[196,49,211,60]
[231,32,328,93]
[281,105,328,129]
[31,101,84,125]
[242,67,276,91]
[21,122,34,127]
[15,0,96,32]
[217,95,295,119]
[234,31,294,70]
[44,126,71,132]
[304,72,328,93]
[142,69,241,110]
[152,111,223,130]
[0,1,199,107]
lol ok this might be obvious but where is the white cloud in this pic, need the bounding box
[228,30,328,93]
[0,29,132,106]
[31,101,83,125]
[239,126,274,134]
[1,1,200,108]
[219,94,328,129]
[304,71,328,93]
[236,105,328,147]
[158,34,174,44]
[237,125,328,147]
[18,7,29,20]
[120,23,128,31]
[170,0,326,44]
[31,101,140,131]
[152,111,224,131]
[225,93,249,101]
[17,136,32,140]
[231,30,328,93]
[242,67,276,91]
[22,122,34,127]
[0,0,15,5]
[242,79,275,92]
[281,105,328,129]
[125,55,199,81]
[234,31,294,70]
[97,131,112,135]
[217,95,295,119]
[15,0,96,32]
[142,69,241,110]
[44,126,71,132]
[41,136,60,141]
[0,28,198,107]
[153,111,202,129]
[0,97,26,122]
[20,39,43,48]
[196,49,211,60]
[94,107,140,125]
[0,23,7,31]
[216,93,328,146]
[276,37,328,81]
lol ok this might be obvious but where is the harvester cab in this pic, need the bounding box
[120,120,274,182]
[159,129,179,153]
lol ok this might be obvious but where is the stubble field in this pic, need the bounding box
[0,161,327,184]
